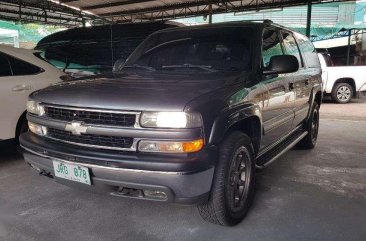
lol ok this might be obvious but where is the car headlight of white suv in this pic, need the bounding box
[26,100,45,116]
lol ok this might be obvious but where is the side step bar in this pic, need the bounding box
[256,130,308,169]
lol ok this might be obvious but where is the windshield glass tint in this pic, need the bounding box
[121,26,253,72]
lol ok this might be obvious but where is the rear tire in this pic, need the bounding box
[297,103,319,149]
[331,83,353,103]
[197,132,255,226]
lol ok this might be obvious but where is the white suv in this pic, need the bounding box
[0,45,66,141]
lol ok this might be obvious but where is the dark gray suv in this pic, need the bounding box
[20,21,322,226]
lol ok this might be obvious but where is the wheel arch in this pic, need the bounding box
[332,78,356,96]
[305,88,322,123]
[15,111,28,138]
[226,116,261,155]
[209,113,262,156]
[314,90,322,106]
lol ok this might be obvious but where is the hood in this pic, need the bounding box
[31,71,243,112]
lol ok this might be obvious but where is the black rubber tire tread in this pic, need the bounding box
[197,131,255,226]
[297,103,319,149]
[331,83,353,104]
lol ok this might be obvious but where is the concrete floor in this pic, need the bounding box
[0,100,365,241]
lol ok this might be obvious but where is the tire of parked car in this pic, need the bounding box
[331,83,353,104]
[15,120,29,144]
[297,103,320,149]
[197,131,255,226]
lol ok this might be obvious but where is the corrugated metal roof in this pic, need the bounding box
[59,0,355,23]
[0,0,356,25]
[0,0,102,26]
[227,6,340,26]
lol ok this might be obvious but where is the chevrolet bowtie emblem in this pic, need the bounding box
[65,122,88,135]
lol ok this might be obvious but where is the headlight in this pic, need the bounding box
[26,100,45,116]
[140,112,202,128]
[28,122,47,136]
[138,139,204,153]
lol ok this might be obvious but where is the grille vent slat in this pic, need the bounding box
[44,106,136,127]
[41,106,137,151]
[47,128,134,149]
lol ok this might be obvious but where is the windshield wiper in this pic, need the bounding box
[123,64,155,71]
[161,64,215,72]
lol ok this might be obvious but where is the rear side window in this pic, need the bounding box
[262,28,283,67]
[281,31,303,68]
[7,54,42,76]
[295,33,320,68]
[0,53,12,77]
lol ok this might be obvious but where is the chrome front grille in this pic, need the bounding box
[39,105,139,151]
[43,106,137,127]
[47,128,134,150]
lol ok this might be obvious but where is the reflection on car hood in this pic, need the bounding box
[31,71,243,111]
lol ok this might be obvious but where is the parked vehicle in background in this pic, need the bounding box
[318,52,366,103]
[21,21,322,226]
[0,45,66,142]
[35,22,181,77]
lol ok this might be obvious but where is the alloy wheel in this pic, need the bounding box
[227,146,251,213]
[336,86,351,102]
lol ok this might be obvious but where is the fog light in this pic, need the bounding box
[144,190,168,200]
[138,139,204,153]
[28,122,47,136]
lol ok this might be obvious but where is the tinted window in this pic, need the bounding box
[123,27,253,72]
[262,28,283,67]
[7,54,42,76]
[281,31,303,67]
[295,33,320,68]
[0,54,12,77]
[36,22,178,74]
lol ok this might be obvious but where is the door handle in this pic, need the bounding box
[12,85,31,92]
[289,82,294,90]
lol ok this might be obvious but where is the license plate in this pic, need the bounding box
[53,160,91,185]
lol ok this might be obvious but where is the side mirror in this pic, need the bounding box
[263,55,299,75]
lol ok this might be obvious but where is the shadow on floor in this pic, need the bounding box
[0,140,21,163]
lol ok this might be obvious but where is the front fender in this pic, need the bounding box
[306,83,323,121]
[209,103,262,145]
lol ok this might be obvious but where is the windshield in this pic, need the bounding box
[117,26,253,73]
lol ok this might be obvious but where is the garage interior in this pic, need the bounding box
[0,0,365,240]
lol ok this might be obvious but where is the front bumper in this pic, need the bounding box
[20,133,216,204]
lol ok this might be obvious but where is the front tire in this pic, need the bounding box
[197,132,255,226]
[331,83,353,103]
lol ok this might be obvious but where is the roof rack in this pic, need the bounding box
[238,19,273,25]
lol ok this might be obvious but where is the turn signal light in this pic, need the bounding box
[182,139,204,153]
[138,139,204,153]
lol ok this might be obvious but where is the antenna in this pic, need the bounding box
[110,24,114,69]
